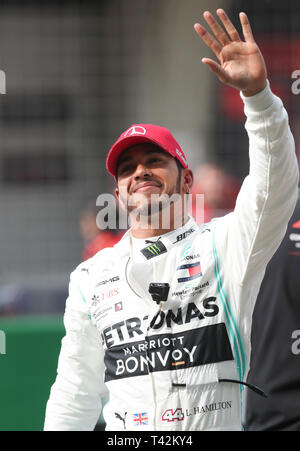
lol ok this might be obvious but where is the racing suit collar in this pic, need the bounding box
[114,216,199,257]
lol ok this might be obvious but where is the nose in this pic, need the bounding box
[133,162,153,180]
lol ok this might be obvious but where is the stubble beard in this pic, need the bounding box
[120,172,183,230]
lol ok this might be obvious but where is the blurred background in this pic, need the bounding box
[0,0,299,431]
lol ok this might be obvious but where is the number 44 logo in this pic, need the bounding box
[162,408,184,422]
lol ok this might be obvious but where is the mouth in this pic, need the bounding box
[132,182,162,193]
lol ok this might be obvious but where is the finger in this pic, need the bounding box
[202,58,230,83]
[194,23,222,59]
[216,9,241,42]
[203,11,231,46]
[239,12,255,42]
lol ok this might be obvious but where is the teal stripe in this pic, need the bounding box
[212,230,246,382]
[78,285,87,304]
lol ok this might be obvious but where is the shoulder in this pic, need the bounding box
[73,229,130,284]
[72,246,119,281]
[191,214,235,257]
[66,247,121,311]
[193,214,231,238]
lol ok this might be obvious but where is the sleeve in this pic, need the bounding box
[44,269,107,431]
[220,81,299,284]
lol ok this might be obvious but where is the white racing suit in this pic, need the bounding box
[44,83,298,431]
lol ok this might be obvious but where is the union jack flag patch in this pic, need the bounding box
[133,412,148,426]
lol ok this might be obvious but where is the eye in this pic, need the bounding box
[118,163,134,175]
[148,157,162,164]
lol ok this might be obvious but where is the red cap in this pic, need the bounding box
[106,124,188,177]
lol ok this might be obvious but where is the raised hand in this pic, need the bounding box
[194,9,267,97]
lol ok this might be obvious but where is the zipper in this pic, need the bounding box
[125,255,165,430]
[145,301,164,431]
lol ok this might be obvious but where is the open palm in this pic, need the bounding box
[194,10,267,97]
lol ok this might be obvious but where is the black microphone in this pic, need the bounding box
[148,283,170,304]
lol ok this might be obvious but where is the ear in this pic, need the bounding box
[183,169,193,193]
[115,186,126,211]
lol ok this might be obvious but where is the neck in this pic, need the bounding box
[130,213,189,239]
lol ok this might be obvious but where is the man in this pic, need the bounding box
[44,10,298,431]
[245,190,300,431]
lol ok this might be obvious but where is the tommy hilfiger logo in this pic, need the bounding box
[176,262,202,283]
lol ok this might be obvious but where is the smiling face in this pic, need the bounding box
[115,143,193,233]
[116,143,180,207]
